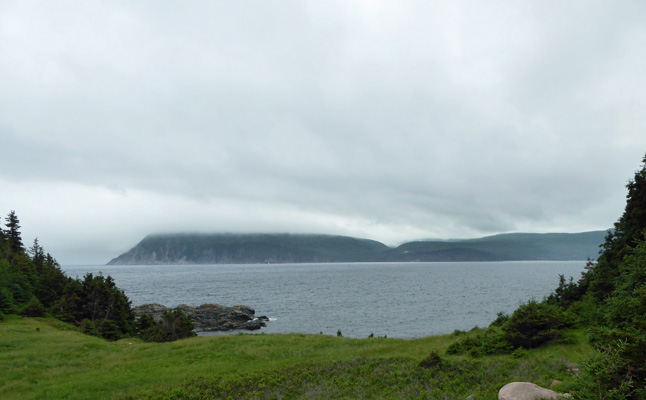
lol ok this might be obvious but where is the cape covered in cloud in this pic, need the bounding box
[1,1,645,264]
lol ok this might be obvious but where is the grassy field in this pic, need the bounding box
[1,316,591,399]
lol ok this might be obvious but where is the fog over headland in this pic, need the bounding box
[2,1,646,264]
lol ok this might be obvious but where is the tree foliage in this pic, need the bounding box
[3,210,24,256]
[0,211,192,342]
[543,153,646,398]
[450,153,646,397]
[137,310,196,342]
[502,300,567,349]
[582,154,646,301]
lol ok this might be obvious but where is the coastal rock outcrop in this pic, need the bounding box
[133,303,268,332]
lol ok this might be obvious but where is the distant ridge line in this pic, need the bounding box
[107,230,608,265]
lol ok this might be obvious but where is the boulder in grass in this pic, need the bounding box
[499,382,570,400]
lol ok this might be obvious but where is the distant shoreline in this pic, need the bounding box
[107,231,606,265]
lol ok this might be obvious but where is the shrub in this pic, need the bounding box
[446,328,512,356]
[502,300,567,349]
[23,296,45,317]
[490,311,510,327]
[137,310,196,342]
[419,350,444,369]
[0,286,15,314]
[511,348,527,359]
[568,339,643,399]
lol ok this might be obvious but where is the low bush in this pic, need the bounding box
[490,311,510,327]
[419,350,444,369]
[447,300,570,356]
[446,327,512,356]
[566,339,644,399]
[502,300,568,349]
[137,310,196,342]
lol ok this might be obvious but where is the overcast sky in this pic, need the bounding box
[2,1,646,265]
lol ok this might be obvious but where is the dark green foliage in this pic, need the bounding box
[0,286,13,315]
[567,340,643,400]
[584,155,646,301]
[546,271,588,308]
[53,278,84,323]
[550,154,646,398]
[3,211,24,256]
[23,296,45,317]
[136,313,159,339]
[446,327,512,356]
[159,310,196,341]
[502,300,567,349]
[578,239,646,396]
[137,310,196,342]
[448,300,568,356]
[490,311,510,327]
[0,210,146,342]
[75,273,135,340]
[419,350,444,369]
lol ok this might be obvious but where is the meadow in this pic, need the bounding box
[1,315,591,399]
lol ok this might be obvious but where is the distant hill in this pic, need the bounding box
[107,231,608,265]
[379,231,607,262]
[107,233,390,265]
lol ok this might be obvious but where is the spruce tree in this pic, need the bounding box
[29,239,46,270]
[0,220,7,259]
[565,153,646,397]
[584,154,646,300]
[4,211,24,256]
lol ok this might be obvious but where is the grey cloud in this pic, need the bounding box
[2,1,646,264]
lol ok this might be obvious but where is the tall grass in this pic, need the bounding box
[1,317,591,399]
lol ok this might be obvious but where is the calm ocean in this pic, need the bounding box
[63,261,585,339]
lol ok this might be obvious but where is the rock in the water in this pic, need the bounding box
[132,303,267,332]
[499,382,567,400]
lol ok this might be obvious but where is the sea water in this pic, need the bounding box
[62,261,586,339]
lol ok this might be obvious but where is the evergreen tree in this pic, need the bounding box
[137,310,196,342]
[564,154,646,398]
[583,154,646,300]
[0,220,7,259]
[4,211,24,256]
[78,273,135,340]
[0,210,151,341]
[29,239,46,270]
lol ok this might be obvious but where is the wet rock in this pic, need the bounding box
[133,303,267,332]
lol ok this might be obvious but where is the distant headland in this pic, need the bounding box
[107,231,608,265]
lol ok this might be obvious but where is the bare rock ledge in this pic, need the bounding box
[133,303,269,332]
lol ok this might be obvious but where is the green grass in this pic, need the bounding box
[0,316,592,399]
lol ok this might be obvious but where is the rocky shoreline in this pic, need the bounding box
[133,303,269,332]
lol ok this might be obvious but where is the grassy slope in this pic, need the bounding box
[1,316,591,400]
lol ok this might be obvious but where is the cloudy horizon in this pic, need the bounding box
[2,1,646,264]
